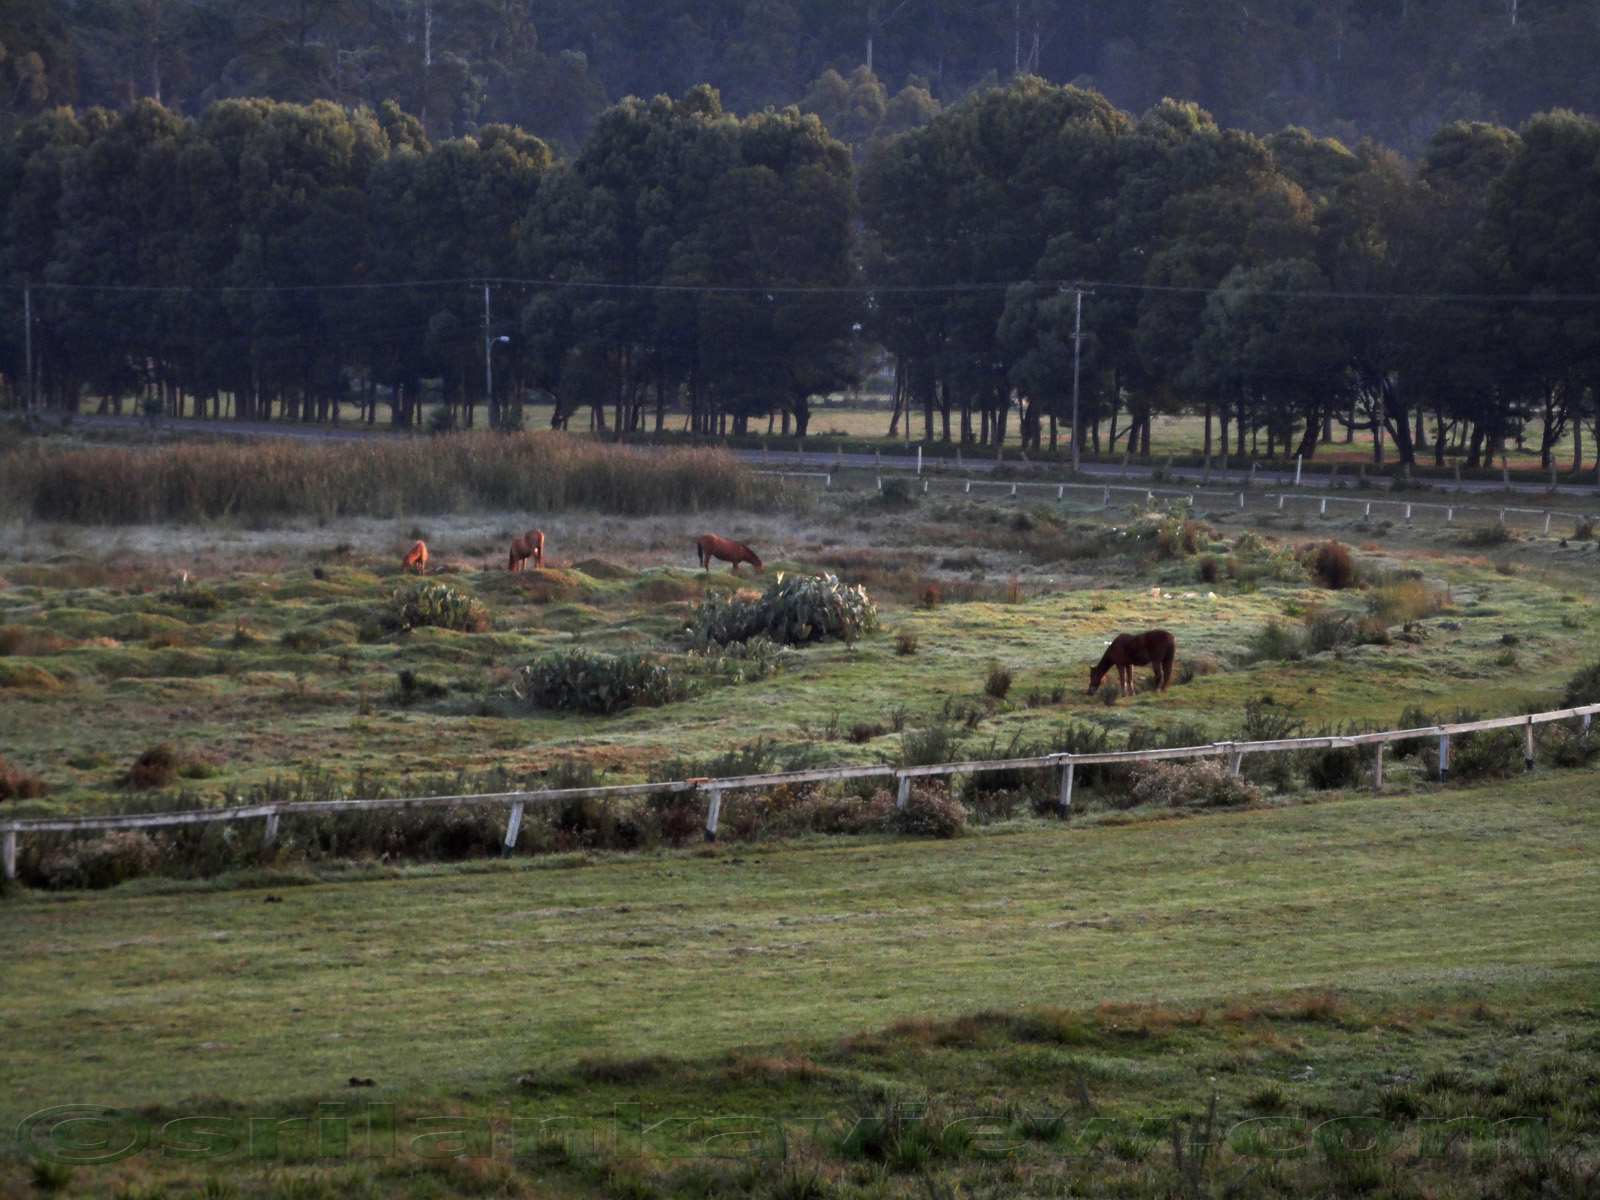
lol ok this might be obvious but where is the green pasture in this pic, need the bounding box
[2,777,1598,1197]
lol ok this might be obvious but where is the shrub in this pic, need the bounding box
[389,581,490,633]
[1540,721,1600,768]
[984,661,1013,699]
[519,650,688,715]
[1304,744,1363,790]
[894,628,919,656]
[130,743,179,789]
[1304,609,1356,654]
[921,581,941,609]
[1312,541,1359,589]
[1097,681,1121,706]
[40,830,160,889]
[1129,759,1260,808]
[0,757,48,800]
[849,722,885,744]
[879,476,916,508]
[1462,524,1512,547]
[892,784,967,837]
[1562,660,1600,707]
[1432,727,1524,782]
[162,577,224,611]
[1196,555,1219,583]
[1575,517,1596,541]
[691,573,878,647]
[1240,698,1305,742]
[1246,621,1307,662]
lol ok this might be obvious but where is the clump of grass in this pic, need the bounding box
[984,660,1013,699]
[899,718,964,767]
[1370,578,1450,624]
[878,476,917,508]
[2,433,773,523]
[129,743,179,790]
[1097,680,1121,706]
[894,627,918,656]
[848,722,885,744]
[388,581,489,634]
[1175,652,1223,684]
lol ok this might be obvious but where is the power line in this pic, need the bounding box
[3,276,1600,304]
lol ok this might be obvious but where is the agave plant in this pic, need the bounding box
[518,650,687,714]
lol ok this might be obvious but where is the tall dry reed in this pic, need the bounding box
[1,434,778,523]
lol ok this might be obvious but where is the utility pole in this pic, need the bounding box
[1068,284,1092,475]
[483,283,492,411]
[23,284,33,414]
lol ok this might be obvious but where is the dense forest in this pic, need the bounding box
[4,0,1600,155]
[0,1,1597,466]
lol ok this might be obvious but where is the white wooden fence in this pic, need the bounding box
[4,703,1596,882]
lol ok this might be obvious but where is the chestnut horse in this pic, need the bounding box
[508,529,545,571]
[401,540,428,574]
[695,533,763,574]
[1089,629,1176,694]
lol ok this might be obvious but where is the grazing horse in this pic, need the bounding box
[695,533,763,574]
[401,540,428,574]
[1089,629,1177,694]
[508,529,545,572]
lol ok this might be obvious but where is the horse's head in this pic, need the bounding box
[749,551,764,572]
[1087,664,1107,695]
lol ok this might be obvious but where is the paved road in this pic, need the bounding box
[24,410,1600,501]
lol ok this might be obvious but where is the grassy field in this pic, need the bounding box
[3,457,1599,1198]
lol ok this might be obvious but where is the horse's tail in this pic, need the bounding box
[695,538,706,569]
[1162,636,1177,683]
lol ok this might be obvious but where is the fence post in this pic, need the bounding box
[965,480,972,493]
[704,788,723,842]
[1278,494,1285,510]
[1584,713,1591,747]
[1544,512,1551,535]
[3,828,15,881]
[1364,502,1371,517]
[876,476,882,491]
[1238,492,1244,509]
[1446,507,1453,524]
[1372,742,1384,791]
[896,775,911,808]
[1405,504,1412,520]
[1057,760,1075,818]
[763,442,769,463]
[917,446,923,475]
[1011,483,1017,496]
[1227,746,1243,776]
[1057,484,1064,500]
[1102,486,1111,506]
[1524,717,1535,771]
[1319,497,1327,515]
[1438,733,1450,782]
[263,809,279,849]
[502,801,524,859]
[825,474,831,489]
[1295,454,1302,486]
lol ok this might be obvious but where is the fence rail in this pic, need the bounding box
[4,703,1597,881]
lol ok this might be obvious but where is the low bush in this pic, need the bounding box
[130,743,179,789]
[894,628,919,656]
[0,757,48,800]
[893,784,967,837]
[879,476,917,508]
[1431,727,1524,782]
[40,830,160,889]
[1196,555,1220,583]
[1461,523,1513,547]
[1246,621,1307,662]
[1311,541,1360,589]
[921,581,941,609]
[898,718,965,767]
[518,650,688,715]
[691,573,878,647]
[1176,652,1224,684]
[389,581,490,633]
[1303,744,1364,790]
[161,577,224,611]
[1129,759,1261,808]
[1539,721,1600,768]
[1561,660,1600,707]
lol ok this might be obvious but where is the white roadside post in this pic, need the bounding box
[263,808,279,849]
[1057,760,1075,818]
[1524,717,1535,771]
[897,775,911,808]
[1372,743,1384,792]
[502,801,524,858]
[3,828,15,882]
[1438,732,1450,781]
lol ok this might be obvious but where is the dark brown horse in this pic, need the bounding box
[508,529,544,571]
[696,533,763,574]
[1089,629,1176,694]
